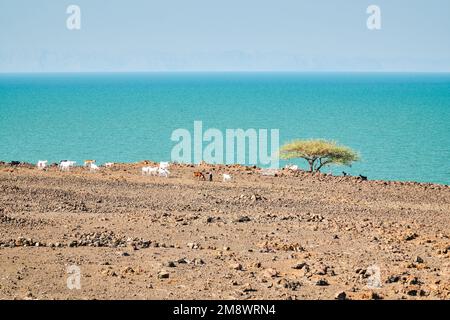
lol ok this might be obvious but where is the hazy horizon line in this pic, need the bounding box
[1,70,450,75]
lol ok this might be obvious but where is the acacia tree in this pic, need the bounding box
[279,139,360,172]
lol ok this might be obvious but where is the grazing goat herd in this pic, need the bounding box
[38,160,108,172]
[141,161,170,178]
[31,160,236,182]
[11,161,367,182]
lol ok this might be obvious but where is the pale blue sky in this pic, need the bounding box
[0,0,449,72]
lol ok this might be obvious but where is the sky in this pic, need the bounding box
[0,0,449,72]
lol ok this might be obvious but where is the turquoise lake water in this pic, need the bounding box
[0,73,449,185]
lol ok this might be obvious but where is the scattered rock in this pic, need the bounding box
[101,269,117,277]
[277,278,301,291]
[315,279,329,286]
[177,258,189,264]
[164,261,176,268]
[187,242,199,249]
[404,232,418,241]
[230,262,243,271]
[355,268,366,275]
[386,275,400,283]
[262,268,279,278]
[193,258,205,265]
[69,240,78,247]
[121,266,135,275]
[250,194,262,201]
[415,256,424,263]
[235,216,251,223]
[315,265,328,276]
[242,283,257,292]
[335,291,347,300]
[291,262,307,270]
[369,292,383,300]
[406,289,418,296]
[310,214,325,222]
[157,270,170,279]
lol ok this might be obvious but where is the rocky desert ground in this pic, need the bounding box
[0,161,449,300]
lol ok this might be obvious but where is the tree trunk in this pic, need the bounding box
[316,158,323,172]
[308,159,316,172]
[308,160,314,172]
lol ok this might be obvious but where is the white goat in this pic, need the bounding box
[142,166,151,175]
[159,161,170,170]
[285,164,299,171]
[36,160,48,170]
[104,162,114,168]
[158,168,170,177]
[89,163,99,172]
[222,173,232,182]
[142,166,159,176]
[59,161,76,171]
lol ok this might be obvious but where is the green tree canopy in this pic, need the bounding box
[280,139,360,172]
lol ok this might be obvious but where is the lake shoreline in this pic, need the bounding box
[1,160,449,187]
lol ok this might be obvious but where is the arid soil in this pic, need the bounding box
[0,162,449,300]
